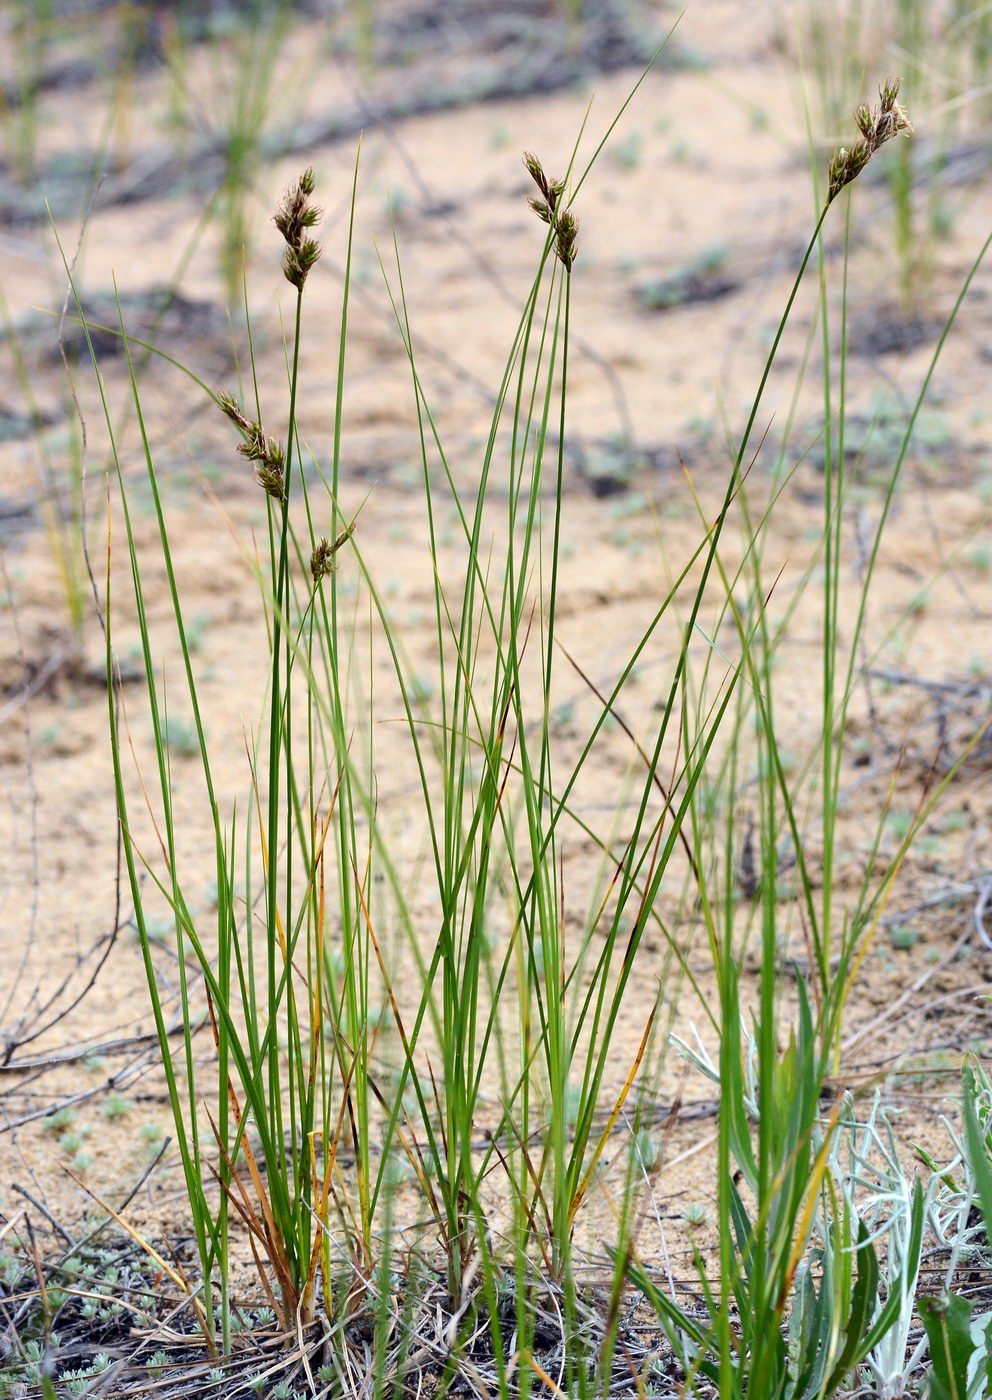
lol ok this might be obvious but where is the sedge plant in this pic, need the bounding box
[78,58,990,1400]
[89,80,766,1376]
[160,0,296,306]
[621,77,991,1398]
[793,0,991,315]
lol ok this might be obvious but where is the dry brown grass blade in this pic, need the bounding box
[567,1006,656,1229]
[776,1094,845,1315]
[497,1113,553,1238]
[55,1158,215,1353]
[300,1041,362,1316]
[487,1126,554,1274]
[203,1103,287,1325]
[526,1350,569,1398]
[200,1025,300,1322]
[302,1134,333,1318]
[309,798,340,1095]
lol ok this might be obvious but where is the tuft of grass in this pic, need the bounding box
[57,41,992,1399]
[794,1,991,312]
[101,1095,132,1120]
[889,924,919,950]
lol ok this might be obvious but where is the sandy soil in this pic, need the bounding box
[2,0,992,1305]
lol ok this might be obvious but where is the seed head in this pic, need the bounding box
[827,78,912,205]
[217,391,252,434]
[879,78,902,110]
[310,538,335,583]
[217,392,287,502]
[827,140,871,204]
[527,196,553,225]
[523,151,563,208]
[523,150,577,273]
[523,150,544,183]
[854,104,873,139]
[254,460,287,503]
[524,151,565,211]
[310,523,356,584]
[282,238,321,291]
[275,169,323,290]
[554,210,578,272]
[239,428,286,502]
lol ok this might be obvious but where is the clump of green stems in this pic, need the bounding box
[80,58,991,1398]
[615,78,971,1399]
[1,297,89,648]
[91,121,693,1367]
[795,0,992,312]
[161,0,296,306]
[2,0,55,186]
[623,77,990,1396]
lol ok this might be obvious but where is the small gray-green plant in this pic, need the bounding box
[897,1068,992,1398]
[43,1107,76,1132]
[162,716,199,757]
[637,243,730,311]
[609,130,643,170]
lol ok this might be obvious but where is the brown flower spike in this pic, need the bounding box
[275,168,322,290]
[217,392,287,502]
[828,78,912,205]
[310,523,356,584]
[524,151,577,272]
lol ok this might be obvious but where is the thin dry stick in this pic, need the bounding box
[1,1038,168,1132]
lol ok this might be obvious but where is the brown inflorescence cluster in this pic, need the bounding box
[827,78,913,205]
[523,151,578,272]
[309,524,355,584]
[274,167,322,290]
[216,392,286,502]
